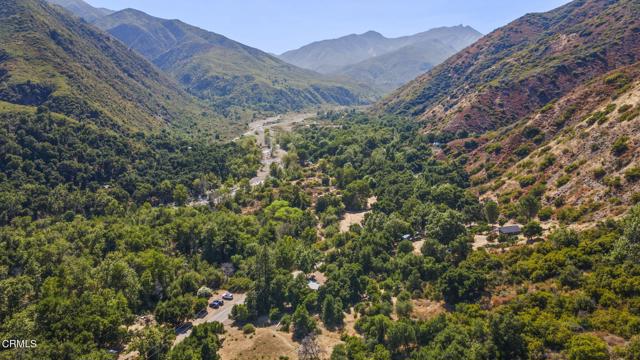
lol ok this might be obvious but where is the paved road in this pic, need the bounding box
[173,292,247,346]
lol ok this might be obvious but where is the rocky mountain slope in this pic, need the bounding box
[377,0,640,134]
[461,65,640,224]
[0,0,231,135]
[89,8,371,114]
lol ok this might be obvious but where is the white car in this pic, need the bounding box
[222,292,233,300]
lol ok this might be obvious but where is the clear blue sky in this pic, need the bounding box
[86,0,571,54]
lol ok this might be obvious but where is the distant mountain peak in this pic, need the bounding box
[46,0,113,22]
[279,25,482,91]
[361,30,385,39]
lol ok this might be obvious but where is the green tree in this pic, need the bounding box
[483,200,500,225]
[519,194,540,220]
[613,205,640,261]
[438,267,486,304]
[230,304,250,323]
[522,221,543,241]
[292,305,316,339]
[132,325,174,360]
[490,311,528,360]
[321,295,344,328]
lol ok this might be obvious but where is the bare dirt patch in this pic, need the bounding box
[219,319,344,360]
[339,197,377,232]
[412,299,445,320]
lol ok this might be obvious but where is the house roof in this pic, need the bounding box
[499,225,521,234]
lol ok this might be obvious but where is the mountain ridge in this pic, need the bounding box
[0,0,232,135]
[89,7,373,113]
[279,25,482,92]
[376,0,640,134]
[279,26,481,70]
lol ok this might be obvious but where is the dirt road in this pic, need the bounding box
[246,113,314,186]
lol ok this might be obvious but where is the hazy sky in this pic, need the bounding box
[86,0,571,54]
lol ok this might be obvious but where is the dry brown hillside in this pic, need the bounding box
[376,0,640,135]
[459,65,640,224]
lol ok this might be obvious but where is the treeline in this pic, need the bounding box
[0,109,261,224]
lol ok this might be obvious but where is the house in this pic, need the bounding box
[498,225,521,235]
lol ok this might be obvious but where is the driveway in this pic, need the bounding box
[173,292,246,346]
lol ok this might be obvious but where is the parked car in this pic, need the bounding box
[222,292,233,300]
[210,300,221,309]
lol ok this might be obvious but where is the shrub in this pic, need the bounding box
[464,140,479,150]
[604,72,630,88]
[196,286,214,298]
[539,207,554,221]
[539,154,557,170]
[557,207,582,224]
[279,314,292,332]
[518,175,537,188]
[626,167,640,182]
[566,334,609,360]
[604,176,622,189]
[593,167,606,179]
[565,161,582,173]
[230,304,250,323]
[227,276,253,292]
[554,196,565,208]
[612,136,629,156]
[620,107,640,122]
[556,175,571,187]
[533,134,546,144]
[618,104,633,113]
[242,323,255,334]
[586,111,607,126]
[514,145,530,158]
[522,126,541,139]
[485,142,502,154]
[398,240,414,254]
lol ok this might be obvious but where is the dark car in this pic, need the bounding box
[210,300,220,309]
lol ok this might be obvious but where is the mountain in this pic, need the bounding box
[47,0,113,22]
[333,38,459,92]
[0,0,235,135]
[279,26,481,92]
[88,8,370,114]
[280,30,397,74]
[377,0,640,134]
[464,62,640,222]
[371,0,640,220]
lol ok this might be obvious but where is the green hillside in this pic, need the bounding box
[92,9,373,114]
[0,0,236,136]
[47,0,113,22]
